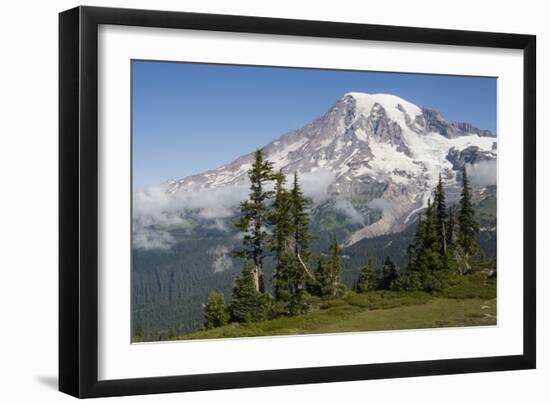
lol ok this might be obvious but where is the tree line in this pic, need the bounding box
[203,150,483,330]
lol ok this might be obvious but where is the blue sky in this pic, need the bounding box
[132,60,496,189]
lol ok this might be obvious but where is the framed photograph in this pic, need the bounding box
[59,6,536,398]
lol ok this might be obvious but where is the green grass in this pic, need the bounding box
[440,273,496,299]
[343,290,432,310]
[169,277,496,341]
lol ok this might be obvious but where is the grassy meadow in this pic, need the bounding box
[160,273,496,341]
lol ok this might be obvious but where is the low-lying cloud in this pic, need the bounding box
[133,182,249,250]
[367,197,392,210]
[207,245,233,273]
[133,226,176,250]
[299,168,336,202]
[467,160,497,187]
[133,168,341,250]
[134,183,248,227]
[334,199,364,224]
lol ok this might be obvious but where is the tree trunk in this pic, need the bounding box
[251,266,260,292]
[442,223,447,255]
[297,254,316,280]
[252,256,264,293]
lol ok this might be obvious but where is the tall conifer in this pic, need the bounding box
[434,174,448,256]
[326,236,344,297]
[408,212,427,273]
[457,167,480,273]
[447,204,456,247]
[290,172,314,264]
[235,149,274,292]
[445,204,459,273]
[311,237,344,297]
[424,199,444,272]
[270,171,292,259]
[270,171,311,314]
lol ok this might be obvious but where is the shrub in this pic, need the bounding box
[394,271,423,291]
[421,270,455,293]
[442,272,496,299]
[203,291,229,329]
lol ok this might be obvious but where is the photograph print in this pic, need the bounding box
[131,61,497,343]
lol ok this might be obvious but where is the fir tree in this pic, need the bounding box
[270,171,293,303]
[273,254,297,299]
[457,167,480,273]
[402,173,479,291]
[355,257,378,293]
[405,198,444,292]
[290,172,314,264]
[235,149,275,292]
[445,204,459,273]
[270,171,310,314]
[408,212,427,273]
[307,257,327,297]
[423,199,443,272]
[310,238,344,298]
[203,291,229,329]
[380,256,399,290]
[229,261,268,323]
[423,200,437,251]
[270,171,293,260]
[434,174,448,256]
[325,236,345,297]
[447,204,456,247]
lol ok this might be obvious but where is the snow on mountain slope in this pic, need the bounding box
[135,92,496,248]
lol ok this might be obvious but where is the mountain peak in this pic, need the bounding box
[340,92,422,129]
[147,92,497,248]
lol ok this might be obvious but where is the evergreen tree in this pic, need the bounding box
[229,261,268,323]
[290,172,314,264]
[325,236,345,297]
[423,199,443,272]
[270,171,293,300]
[307,257,327,297]
[423,200,437,251]
[235,149,275,292]
[310,238,344,298]
[203,291,229,329]
[401,173,479,291]
[270,171,293,260]
[408,212,427,273]
[447,204,456,247]
[444,204,459,274]
[273,254,299,300]
[434,174,448,256]
[457,168,480,273]
[270,171,310,315]
[404,198,445,292]
[380,256,399,290]
[355,257,378,293]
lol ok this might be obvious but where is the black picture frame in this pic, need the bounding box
[59,5,536,398]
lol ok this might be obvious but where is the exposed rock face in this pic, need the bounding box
[417,108,495,138]
[136,92,497,248]
[446,145,497,170]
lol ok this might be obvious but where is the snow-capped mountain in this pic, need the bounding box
[135,92,496,248]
